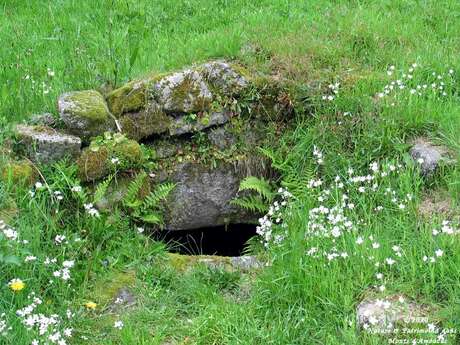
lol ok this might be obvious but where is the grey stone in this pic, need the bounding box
[169,110,231,136]
[150,70,213,114]
[357,295,429,331]
[160,157,270,231]
[208,127,237,150]
[107,287,136,313]
[58,90,115,142]
[29,113,56,127]
[15,125,81,164]
[410,139,450,176]
[200,61,249,96]
[229,256,263,271]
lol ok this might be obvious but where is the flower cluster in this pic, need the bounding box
[375,63,455,104]
[256,188,292,247]
[322,82,340,101]
[16,293,73,345]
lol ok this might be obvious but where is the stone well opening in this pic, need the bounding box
[152,223,258,256]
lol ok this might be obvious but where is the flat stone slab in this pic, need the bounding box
[15,125,81,164]
[168,253,263,272]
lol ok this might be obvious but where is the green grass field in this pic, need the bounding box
[1,1,460,344]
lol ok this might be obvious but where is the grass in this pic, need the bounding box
[1,0,460,344]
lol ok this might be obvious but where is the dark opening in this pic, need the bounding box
[152,224,258,256]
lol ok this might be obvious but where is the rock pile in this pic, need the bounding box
[6,60,282,231]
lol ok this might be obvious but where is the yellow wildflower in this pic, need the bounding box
[9,278,25,292]
[84,301,97,310]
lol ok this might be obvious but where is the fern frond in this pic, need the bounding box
[230,196,268,213]
[124,172,147,205]
[140,213,163,225]
[142,182,175,211]
[238,176,274,202]
[93,175,113,204]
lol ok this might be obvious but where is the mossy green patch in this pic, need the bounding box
[62,90,109,122]
[77,134,146,182]
[1,160,36,187]
[90,270,136,307]
[106,80,147,117]
[119,105,171,141]
[77,146,110,182]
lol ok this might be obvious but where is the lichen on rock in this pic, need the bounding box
[58,90,115,142]
[199,60,249,96]
[15,124,81,164]
[149,69,213,114]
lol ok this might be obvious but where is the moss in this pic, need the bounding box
[171,73,211,112]
[1,160,36,186]
[114,140,143,164]
[90,270,136,306]
[106,80,146,117]
[77,136,145,182]
[77,146,110,182]
[167,253,235,272]
[120,105,171,141]
[62,90,109,122]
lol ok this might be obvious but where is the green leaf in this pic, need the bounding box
[141,214,161,224]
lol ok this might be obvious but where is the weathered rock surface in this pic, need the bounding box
[200,61,249,96]
[159,157,270,231]
[150,70,213,114]
[208,126,237,150]
[29,113,56,127]
[168,110,231,136]
[168,253,263,272]
[58,90,115,142]
[15,125,81,164]
[410,139,451,176]
[357,294,430,330]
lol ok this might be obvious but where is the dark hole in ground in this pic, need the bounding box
[152,224,258,256]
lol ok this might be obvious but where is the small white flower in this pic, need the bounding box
[435,249,443,257]
[385,258,396,265]
[114,320,124,330]
[137,227,145,234]
[71,186,82,193]
[111,157,120,164]
[376,273,383,280]
[35,182,44,190]
[356,237,364,245]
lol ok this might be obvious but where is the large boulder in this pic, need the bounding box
[58,90,115,142]
[15,125,81,164]
[158,157,271,231]
[149,70,213,114]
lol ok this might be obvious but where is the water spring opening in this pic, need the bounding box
[152,223,258,256]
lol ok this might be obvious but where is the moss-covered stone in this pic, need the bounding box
[119,103,171,141]
[76,135,145,182]
[150,70,213,114]
[58,90,115,142]
[199,60,250,97]
[106,80,147,117]
[1,160,36,187]
[77,146,110,182]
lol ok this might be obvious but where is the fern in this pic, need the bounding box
[238,176,274,202]
[93,174,113,204]
[142,182,176,211]
[232,176,276,214]
[123,172,147,207]
[230,195,268,213]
